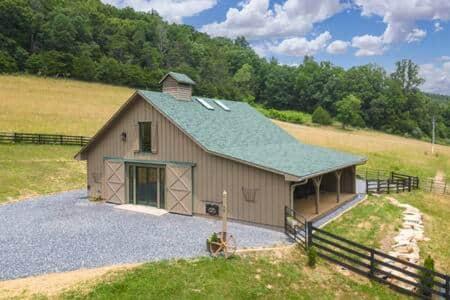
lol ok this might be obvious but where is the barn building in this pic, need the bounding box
[75,72,366,228]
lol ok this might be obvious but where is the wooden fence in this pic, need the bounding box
[307,224,450,299]
[362,171,419,194]
[283,207,450,299]
[422,178,449,196]
[284,206,307,249]
[0,132,90,146]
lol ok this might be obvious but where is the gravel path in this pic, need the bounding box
[0,190,289,280]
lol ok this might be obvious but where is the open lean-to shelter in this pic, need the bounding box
[75,72,367,228]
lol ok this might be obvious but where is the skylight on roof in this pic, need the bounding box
[196,97,214,110]
[214,100,230,111]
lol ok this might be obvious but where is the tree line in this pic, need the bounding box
[0,0,449,143]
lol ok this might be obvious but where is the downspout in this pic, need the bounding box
[290,179,308,210]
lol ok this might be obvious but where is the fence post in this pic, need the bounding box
[377,179,380,193]
[387,180,390,194]
[444,275,450,300]
[430,179,434,193]
[369,249,375,278]
[307,221,313,249]
[408,177,411,192]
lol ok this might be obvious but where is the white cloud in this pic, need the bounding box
[420,61,450,94]
[351,34,385,56]
[269,32,332,56]
[326,40,350,54]
[201,0,344,40]
[354,0,450,44]
[439,56,450,61]
[101,0,217,23]
[406,28,427,43]
[434,22,443,32]
[350,0,450,56]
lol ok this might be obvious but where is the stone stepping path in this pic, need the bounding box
[381,196,426,291]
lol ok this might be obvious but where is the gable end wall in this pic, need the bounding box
[85,95,290,227]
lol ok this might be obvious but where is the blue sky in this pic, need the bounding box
[103,0,450,94]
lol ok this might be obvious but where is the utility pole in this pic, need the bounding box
[431,116,436,154]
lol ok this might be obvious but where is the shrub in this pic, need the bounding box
[312,106,332,125]
[307,247,317,268]
[419,255,435,296]
[208,232,219,243]
[255,106,310,125]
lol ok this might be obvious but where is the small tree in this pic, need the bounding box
[312,106,332,125]
[419,255,435,297]
[336,94,365,129]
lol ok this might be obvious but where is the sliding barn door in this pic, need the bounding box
[166,164,192,215]
[104,160,125,204]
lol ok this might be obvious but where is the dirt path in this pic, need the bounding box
[0,263,140,299]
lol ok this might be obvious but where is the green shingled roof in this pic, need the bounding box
[160,72,196,85]
[138,90,366,179]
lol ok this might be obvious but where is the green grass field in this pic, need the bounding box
[61,253,405,300]
[1,75,449,298]
[0,144,85,203]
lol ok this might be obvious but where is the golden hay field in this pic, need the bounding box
[0,75,132,136]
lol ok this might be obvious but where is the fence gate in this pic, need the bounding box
[104,160,125,204]
[166,164,193,215]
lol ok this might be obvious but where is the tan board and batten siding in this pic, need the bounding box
[84,95,290,227]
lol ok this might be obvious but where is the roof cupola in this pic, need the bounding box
[160,72,195,101]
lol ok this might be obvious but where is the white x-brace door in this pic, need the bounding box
[166,164,193,215]
[104,160,125,204]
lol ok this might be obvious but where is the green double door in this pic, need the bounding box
[128,165,165,208]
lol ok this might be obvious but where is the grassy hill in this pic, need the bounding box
[1,75,449,298]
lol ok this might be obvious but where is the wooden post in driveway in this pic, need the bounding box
[312,176,322,214]
[334,170,342,203]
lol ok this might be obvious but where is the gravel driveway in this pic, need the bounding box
[0,190,289,280]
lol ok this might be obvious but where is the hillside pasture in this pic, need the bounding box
[0,75,131,136]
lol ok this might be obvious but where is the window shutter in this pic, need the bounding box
[151,122,158,153]
[134,123,140,152]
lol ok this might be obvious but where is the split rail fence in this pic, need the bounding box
[0,132,90,146]
[284,207,450,299]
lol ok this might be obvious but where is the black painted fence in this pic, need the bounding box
[0,132,90,146]
[365,172,419,194]
[284,207,450,299]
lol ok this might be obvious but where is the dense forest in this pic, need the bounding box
[1,0,449,143]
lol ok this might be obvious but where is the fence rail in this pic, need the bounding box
[308,224,449,299]
[0,132,90,146]
[364,171,419,194]
[283,207,450,299]
[284,206,308,249]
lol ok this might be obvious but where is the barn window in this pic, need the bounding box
[139,122,152,152]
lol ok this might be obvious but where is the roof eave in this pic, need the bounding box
[295,157,368,182]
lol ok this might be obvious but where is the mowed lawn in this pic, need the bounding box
[61,251,405,300]
[0,144,85,203]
